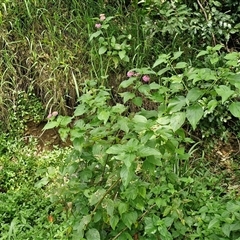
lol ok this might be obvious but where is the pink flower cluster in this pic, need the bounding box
[127,71,150,83]
[47,111,58,119]
[95,14,106,29]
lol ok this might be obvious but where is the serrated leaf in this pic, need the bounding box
[229,102,240,118]
[170,112,186,132]
[186,104,203,130]
[99,46,107,55]
[122,211,138,229]
[215,85,234,103]
[196,50,208,58]
[58,116,72,127]
[222,223,231,237]
[132,97,142,107]
[110,215,119,230]
[86,228,100,240]
[106,144,126,154]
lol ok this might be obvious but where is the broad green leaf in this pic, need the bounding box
[58,116,72,127]
[34,177,49,188]
[133,97,142,107]
[98,110,110,124]
[144,156,162,166]
[168,96,186,113]
[105,199,115,217]
[119,92,135,103]
[228,74,240,89]
[89,31,102,41]
[73,137,84,152]
[86,228,100,240]
[111,103,126,114]
[74,104,86,116]
[186,104,203,130]
[196,50,208,58]
[170,112,186,132]
[119,77,136,88]
[222,223,231,237]
[172,51,183,60]
[120,165,134,187]
[144,217,157,235]
[186,88,203,102]
[229,102,240,118]
[138,186,146,198]
[152,56,168,68]
[119,50,126,60]
[208,218,220,229]
[132,114,147,123]
[110,215,119,230]
[118,202,128,216]
[43,121,59,130]
[98,46,107,55]
[215,85,234,103]
[106,144,126,154]
[117,117,130,133]
[175,62,187,69]
[89,189,106,206]
[138,147,161,157]
[122,211,138,229]
[117,153,135,169]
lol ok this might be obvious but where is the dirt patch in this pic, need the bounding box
[24,121,71,151]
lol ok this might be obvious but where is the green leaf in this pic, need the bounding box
[98,110,110,124]
[99,46,107,55]
[222,223,231,237]
[208,218,220,229]
[229,102,240,118]
[186,88,203,102]
[119,77,136,88]
[168,96,186,113]
[172,51,183,60]
[89,31,102,41]
[196,50,208,58]
[119,92,135,103]
[170,112,186,132]
[215,85,234,103]
[175,62,187,69]
[120,165,134,187]
[133,97,142,107]
[122,211,138,229]
[119,50,126,60]
[152,54,168,68]
[105,199,115,217]
[110,215,119,230]
[144,217,157,235]
[34,177,49,188]
[89,189,106,206]
[138,147,161,157]
[58,116,72,127]
[118,202,128,216]
[186,104,203,130]
[106,144,126,154]
[132,114,147,123]
[86,228,100,240]
[138,186,146,198]
[74,104,86,116]
[73,137,84,152]
[43,121,59,130]
[111,103,126,113]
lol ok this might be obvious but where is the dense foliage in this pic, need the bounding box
[1,0,240,239]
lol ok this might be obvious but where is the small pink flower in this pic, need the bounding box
[95,23,102,29]
[127,71,135,77]
[142,75,150,82]
[47,113,52,119]
[99,14,106,21]
[52,111,58,117]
